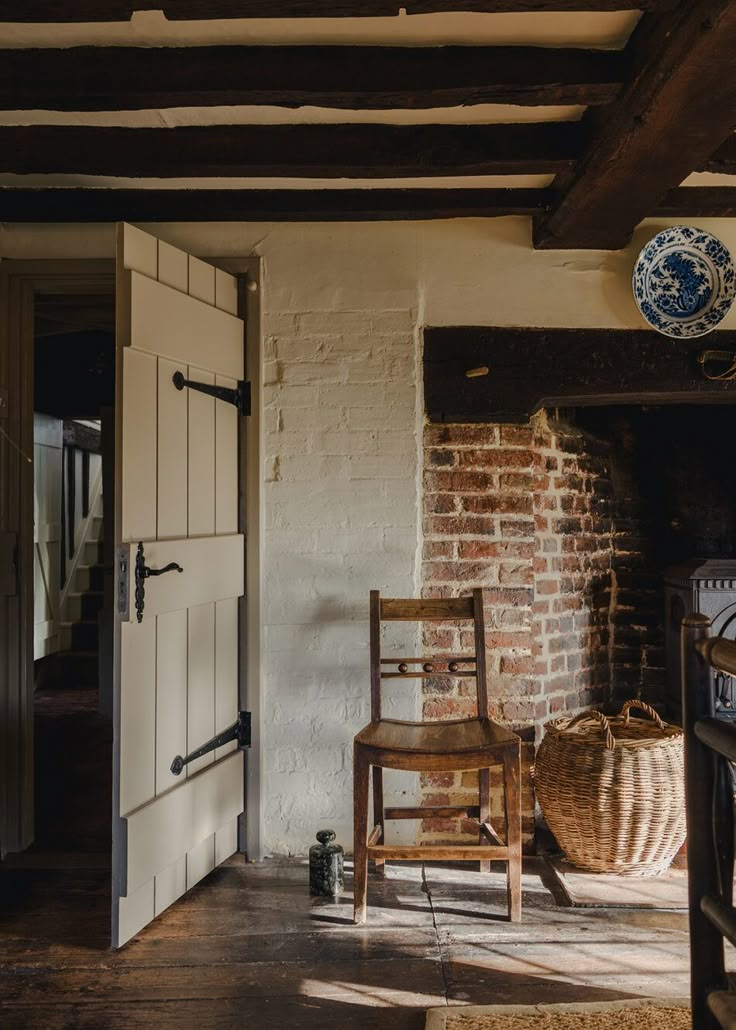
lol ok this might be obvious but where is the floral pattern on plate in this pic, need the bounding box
[632,225,736,338]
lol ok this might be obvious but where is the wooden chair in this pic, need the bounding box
[353,589,522,925]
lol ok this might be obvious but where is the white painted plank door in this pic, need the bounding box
[112,225,245,948]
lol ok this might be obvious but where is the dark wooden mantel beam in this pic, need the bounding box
[0,122,582,178]
[0,45,625,111]
[0,2,678,22]
[425,327,736,423]
[533,0,736,251]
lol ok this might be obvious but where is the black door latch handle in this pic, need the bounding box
[171,711,251,776]
[134,541,183,623]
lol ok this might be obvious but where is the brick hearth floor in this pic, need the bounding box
[0,857,691,1029]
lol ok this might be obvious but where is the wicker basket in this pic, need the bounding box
[534,700,686,876]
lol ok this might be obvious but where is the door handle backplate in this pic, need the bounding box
[134,541,183,623]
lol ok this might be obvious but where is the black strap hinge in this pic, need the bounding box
[170,711,251,776]
[173,370,251,416]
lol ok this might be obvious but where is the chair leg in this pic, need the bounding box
[478,767,491,874]
[503,748,522,923]
[353,746,370,925]
[372,766,385,876]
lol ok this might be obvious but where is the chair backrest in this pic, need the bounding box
[369,589,490,722]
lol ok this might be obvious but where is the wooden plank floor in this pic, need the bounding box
[0,856,692,1029]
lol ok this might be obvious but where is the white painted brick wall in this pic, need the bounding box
[262,308,423,855]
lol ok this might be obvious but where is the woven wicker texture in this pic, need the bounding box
[443,1007,690,1029]
[534,701,686,876]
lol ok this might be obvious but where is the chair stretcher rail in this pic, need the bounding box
[367,844,509,861]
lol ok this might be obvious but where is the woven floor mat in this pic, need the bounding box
[425,998,690,1030]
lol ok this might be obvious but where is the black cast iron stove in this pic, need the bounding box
[665,559,736,722]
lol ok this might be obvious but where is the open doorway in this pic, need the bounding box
[1,239,261,950]
[32,294,115,863]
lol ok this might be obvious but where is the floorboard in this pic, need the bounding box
[0,856,695,1030]
[0,687,697,1028]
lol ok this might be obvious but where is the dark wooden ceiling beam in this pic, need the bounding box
[3,183,734,222]
[702,135,736,175]
[0,123,581,177]
[0,187,551,222]
[0,45,625,111]
[655,187,736,218]
[533,0,736,250]
[0,2,678,23]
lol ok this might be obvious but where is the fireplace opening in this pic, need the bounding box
[420,405,736,844]
[570,403,736,721]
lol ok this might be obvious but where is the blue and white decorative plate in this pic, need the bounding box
[632,226,736,338]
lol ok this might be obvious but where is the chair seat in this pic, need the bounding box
[355,717,517,754]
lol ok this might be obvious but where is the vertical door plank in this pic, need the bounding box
[157,241,188,293]
[121,349,157,544]
[121,224,158,279]
[187,602,215,777]
[157,358,188,541]
[215,375,238,536]
[154,857,187,918]
[186,835,215,891]
[214,597,238,761]
[215,820,238,865]
[117,881,155,948]
[155,608,188,797]
[188,368,215,538]
[188,257,215,305]
[119,620,156,817]
[214,268,238,315]
[186,600,216,883]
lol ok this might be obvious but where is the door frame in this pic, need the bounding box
[0,253,263,862]
[0,259,115,856]
[216,256,264,863]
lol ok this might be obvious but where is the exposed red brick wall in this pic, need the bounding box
[420,413,614,847]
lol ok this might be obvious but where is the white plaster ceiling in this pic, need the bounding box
[681,172,736,187]
[0,173,556,189]
[0,10,640,48]
[0,105,585,128]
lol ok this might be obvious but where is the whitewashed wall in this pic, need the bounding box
[4,216,736,854]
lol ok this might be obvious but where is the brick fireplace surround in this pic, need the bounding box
[420,412,652,848]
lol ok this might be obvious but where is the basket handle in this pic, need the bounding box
[565,709,616,751]
[619,699,666,732]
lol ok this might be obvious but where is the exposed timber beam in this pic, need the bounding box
[533,0,736,250]
[702,136,736,176]
[0,123,581,177]
[1,184,727,225]
[656,187,736,218]
[425,327,736,424]
[0,45,625,111]
[0,2,679,23]
[0,187,551,222]
[3,184,726,223]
